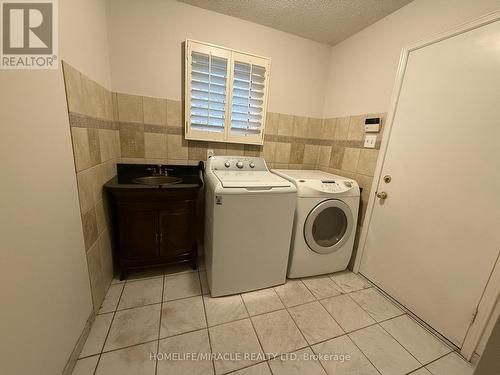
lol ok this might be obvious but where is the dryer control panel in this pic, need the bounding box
[319,179,353,193]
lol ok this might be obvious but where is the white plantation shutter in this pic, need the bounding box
[230,58,268,143]
[185,40,270,145]
[190,52,227,133]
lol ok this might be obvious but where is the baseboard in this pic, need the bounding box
[61,310,95,375]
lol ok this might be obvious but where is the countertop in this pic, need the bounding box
[104,175,202,190]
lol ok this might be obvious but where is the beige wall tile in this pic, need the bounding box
[62,62,84,114]
[98,230,113,289]
[120,125,145,158]
[347,115,365,141]
[99,129,120,162]
[167,99,182,127]
[277,114,293,136]
[303,144,319,165]
[288,163,302,169]
[274,163,289,169]
[244,144,262,157]
[88,128,102,166]
[87,242,105,312]
[145,133,167,159]
[167,134,188,159]
[321,118,336,140]
[95,199,107,235]
[335,117,349,140]
[307,118,322,139]
[77,169,96,213]
[329,145,344,169]
[81,75,106,119]
[188,140,208,161]
[357,149,379,176]
[265,112,279,135]
[289,143,305,164]
[117,93,143,123]
[82,207,98,251]
[111,92,119,121]
[90,164,105,204]
[168,159,188,165]
[208,142,227,156]
[292,116,308,138]
[342,147,361,172]
[275,142,291,163]
[262,141,276,163]
[318,146,331,167]
[103,89,114,122]
[144,96,167,125]
[226,143,245,156]
[71,127,91,172]
[334,170,357,180]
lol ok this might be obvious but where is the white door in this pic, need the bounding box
[359,18,500,347]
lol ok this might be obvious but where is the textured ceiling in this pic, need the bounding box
[177,0,413,45]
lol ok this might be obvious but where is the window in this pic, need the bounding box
[185,40,271,145]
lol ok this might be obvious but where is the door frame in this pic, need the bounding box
[352,9,500,361]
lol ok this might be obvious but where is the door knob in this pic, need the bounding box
[376,191,388,200]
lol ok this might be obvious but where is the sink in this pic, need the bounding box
[132,176,183,186]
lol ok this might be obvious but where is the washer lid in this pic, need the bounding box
[213,170,292,188]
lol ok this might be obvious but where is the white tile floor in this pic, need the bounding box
[73,264,475,375]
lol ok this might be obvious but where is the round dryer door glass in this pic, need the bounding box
[304,199,354,254]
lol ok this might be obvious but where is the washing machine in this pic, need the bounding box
[204,156,297,296]
[272,170,360,278]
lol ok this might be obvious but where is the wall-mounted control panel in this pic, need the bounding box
[365,117,381,133]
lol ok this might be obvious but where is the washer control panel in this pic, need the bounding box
[319,179,353,193]
[209,156,268,171]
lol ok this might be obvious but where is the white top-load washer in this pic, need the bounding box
[204,156,296,296]
[272,170,360,278]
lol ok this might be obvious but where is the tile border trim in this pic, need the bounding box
[69,112,381,149]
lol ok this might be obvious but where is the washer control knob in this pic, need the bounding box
[249,162,255,168]
[236,161,244,169]
[224,161,230,168]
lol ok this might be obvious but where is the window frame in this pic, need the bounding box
[184,39,271,146]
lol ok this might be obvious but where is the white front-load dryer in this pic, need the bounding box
[272,170,360,278]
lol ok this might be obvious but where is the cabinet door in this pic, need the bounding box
[158,201,196,258]
[118,207,159,260]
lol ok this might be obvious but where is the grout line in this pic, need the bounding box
[366,282,458,351]
[377,317,449,368]
[89,271,452,374]
[91,280,126,375]
[240,292,267,358]
[154,273,166,375]
[197,267,217,375]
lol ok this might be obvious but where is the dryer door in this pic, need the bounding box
[304,199,354,254]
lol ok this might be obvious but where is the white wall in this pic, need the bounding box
[0,1,111,374]
[61,0,112,89]
[105,0,331,118]
[323,0,500,117]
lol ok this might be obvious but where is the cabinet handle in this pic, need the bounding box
[155,233,159,242]
[159,233,163,242]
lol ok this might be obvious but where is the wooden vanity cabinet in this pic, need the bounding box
[108,188,199,279]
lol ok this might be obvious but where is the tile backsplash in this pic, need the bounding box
[62,61,385,286]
